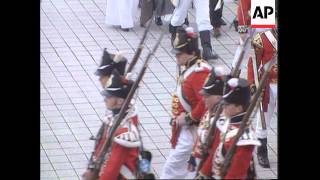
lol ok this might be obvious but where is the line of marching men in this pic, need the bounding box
[82,0,277,179]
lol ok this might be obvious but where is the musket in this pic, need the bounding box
[125,17,153,74]
[195,30,254,174]
[231,29,255,77]
[85,19,153,173]
[252,55,267,130]
[220,56,277,178]
[86,32,165,180]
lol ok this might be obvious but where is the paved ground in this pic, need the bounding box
[40,0,277,179]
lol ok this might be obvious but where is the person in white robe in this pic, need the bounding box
[105,0,139,31]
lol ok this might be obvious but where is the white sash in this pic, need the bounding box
[120,165,136,179]
[264,30,277,51]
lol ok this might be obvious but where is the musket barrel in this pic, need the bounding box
[220,56,277,178]
[87,32,165,179]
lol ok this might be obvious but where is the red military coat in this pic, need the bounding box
[199,113,260,179]
[170,58,211,148]
[247,31,277,111]
[237,0,251,33]
[91,107,140,180]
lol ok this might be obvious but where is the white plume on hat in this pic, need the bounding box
[214,66,226,77]
[227,78,239,88]
[185,27,194,34]
[113,51,126,63]
[222,78,239,98]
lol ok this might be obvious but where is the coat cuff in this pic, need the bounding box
[238,25,249,33]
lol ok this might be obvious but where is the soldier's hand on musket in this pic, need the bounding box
[250,84,257,96]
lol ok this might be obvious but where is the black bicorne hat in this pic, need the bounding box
[223,78,250,109]
[100,69,134,99]
[200,67,229,96]
[171,26,199,55]
[94,48,128,77]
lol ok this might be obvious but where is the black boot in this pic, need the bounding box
[257,138,270,168]
[199,30,219,60]
[155,16,163,26]
[184,17,189,26]
[233,19,239,32]
[219,18,227,26]
[169,24,179,47]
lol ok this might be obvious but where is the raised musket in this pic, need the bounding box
[126,17,153,74]
[220,56,277,178]
[85,32,165,180]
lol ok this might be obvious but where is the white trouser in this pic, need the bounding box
[232,28,272,71]
[160,125,197,179]
[171,0,213,31]
[256,83,277,139]
[105,0,138,28]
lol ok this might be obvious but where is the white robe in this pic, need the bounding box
[105,0,139,29]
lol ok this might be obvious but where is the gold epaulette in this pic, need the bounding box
[171,93,180,116]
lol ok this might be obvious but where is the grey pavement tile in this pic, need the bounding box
[159,123,171,130]
[155,116,171,124]
[41,170,58,178]
[146,105,165,112]
[77,140,94,147]
[41,155,50,164]
[49,122,69,130]
[70,160,88,169]
[45,148,66,156]
[56,169,77,177]
[139,117,157,124]
[60,141,81,151]
[52,97,72,105]
[42,142,62,150]
[53,128,73,136]
[41,130,55,137]
[45,116,66,123]
[41,163,54,171]
[63,147,86,155]
[67,154,88,162]
[150,110,169,117]
[52,162,73,170]
[257,170,277,179]
[67,122,87,129]
[58,176,79,180]
[74,133,93,141]
[48,155,69,163]
[146,129,166,137]
[41,135,59,143]
[155,141,172,149]
[138,111,153,118]
[41,123,51,130]
[43,110,62,117]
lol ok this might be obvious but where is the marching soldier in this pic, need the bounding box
[247,29,277,168]
[160,26,211,179]
[82,70,142,180]
[169,0,219,60]
[94,48,128,89]
[198,78,260,179]
[189,66,229,173]
[231,0,273,76]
